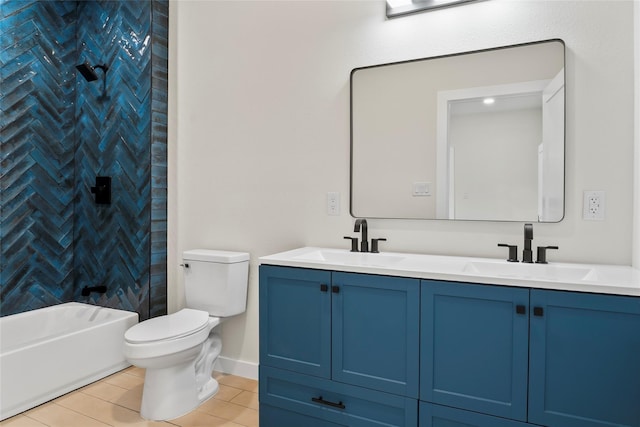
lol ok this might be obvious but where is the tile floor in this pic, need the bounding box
[0,368,258,427]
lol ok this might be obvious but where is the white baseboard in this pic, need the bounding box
[214,356,259,380]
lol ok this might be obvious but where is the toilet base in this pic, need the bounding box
[138,331,222,421]
[140,362,221,420]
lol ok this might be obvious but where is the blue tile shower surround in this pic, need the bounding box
[0,0,168,319]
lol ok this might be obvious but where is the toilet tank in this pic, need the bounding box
[182,249,250,317]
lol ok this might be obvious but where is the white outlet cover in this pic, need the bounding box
[327,192,340,216]
[583,190,605,220]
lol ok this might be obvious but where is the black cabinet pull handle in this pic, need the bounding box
[332,285,340,293]
[311,396,345,409]
[533,306,544,317]
[320,284,328,292]
[516,305,526,315]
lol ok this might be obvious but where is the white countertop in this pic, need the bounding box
[259,247,640,297]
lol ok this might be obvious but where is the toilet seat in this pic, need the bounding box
[125,309,210,344]
[124,309,219,360]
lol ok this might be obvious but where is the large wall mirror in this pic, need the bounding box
[350,39,565,222]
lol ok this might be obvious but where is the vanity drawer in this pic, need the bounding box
[260,404,346,427]
[260,366,418,427]
[419,402,531,427]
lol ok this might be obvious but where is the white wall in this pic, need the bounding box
[169,0,637,373]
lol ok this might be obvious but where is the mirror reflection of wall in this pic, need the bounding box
[448,94,541,221]
[351,39,565,222]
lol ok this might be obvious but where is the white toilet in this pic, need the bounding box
[123,249,249,421]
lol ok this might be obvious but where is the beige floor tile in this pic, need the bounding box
[113,385,144,412]
[212,384,243,402]
[171,410,245,427]
[197,399,258,427]
[123,366,146,378]
[57,392,140,426]
[82,380,130,402]
[25,402,111,427]
[216,376,258,393]
[105,372,145,390]
[229,391,258,410]
[0,415,48,426]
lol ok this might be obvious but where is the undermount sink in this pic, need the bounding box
[463,261,594,282]
[293,249,405,267]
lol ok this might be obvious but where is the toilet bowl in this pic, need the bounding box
[124,309,222,420]
[123,250,249,421]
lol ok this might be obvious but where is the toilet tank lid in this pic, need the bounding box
[183,249,249,263]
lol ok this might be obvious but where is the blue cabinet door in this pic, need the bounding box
[420,281,529,421]
[259,265,331,378]
[529,290,640,427]
[332,272,420,398]
[419,402,531,427]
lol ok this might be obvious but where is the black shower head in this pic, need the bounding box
[76,62,99,81]
[75,62,109,82]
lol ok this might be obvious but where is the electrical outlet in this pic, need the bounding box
[583,191,605,220]
[327,192,340,216]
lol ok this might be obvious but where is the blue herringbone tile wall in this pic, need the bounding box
[1,0,78,315]
[1,0,167,320]
[73,0,152,319]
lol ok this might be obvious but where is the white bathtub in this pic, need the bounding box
[0,302,138,420]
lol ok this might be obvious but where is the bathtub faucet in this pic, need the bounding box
[81,285,107,297]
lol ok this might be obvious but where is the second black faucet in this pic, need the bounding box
[354,218,369,252]
[345,219,386,253]
[498,223,558,264]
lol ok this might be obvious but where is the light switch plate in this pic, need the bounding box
[412,182,431,196]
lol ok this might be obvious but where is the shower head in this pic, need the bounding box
[75,61,108,82]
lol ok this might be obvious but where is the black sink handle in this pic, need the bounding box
[536,246,559,264]
[498,243,519,262]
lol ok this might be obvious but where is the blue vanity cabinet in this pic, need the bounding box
[528,289,640,427]
[259,265,332,378]
[420,281,530,421]
[259,265,420,427]
[421,281,640,427]
[261,261,640,427]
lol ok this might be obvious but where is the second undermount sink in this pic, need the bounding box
[463,261,594,282]
[293,249,405,267]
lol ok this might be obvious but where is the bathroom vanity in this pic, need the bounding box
[258,247,640,427]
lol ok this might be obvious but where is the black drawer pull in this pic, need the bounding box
[516,305,526,315]
[320,284,328,292]
[332,285,340,294]
[533,306,544,317]
[311,396,345,409]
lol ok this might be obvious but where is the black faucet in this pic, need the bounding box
[522,223,534,263]
[354,219,369,253]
